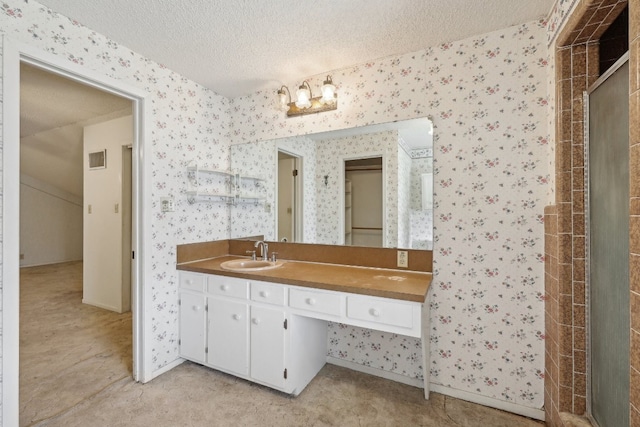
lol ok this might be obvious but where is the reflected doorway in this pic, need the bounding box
[344,157,383,247]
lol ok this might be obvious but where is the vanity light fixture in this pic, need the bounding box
[277,75,338,118]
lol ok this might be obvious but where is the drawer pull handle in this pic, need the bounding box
[252,318,261,325]
[260,291,269,298]
[232,314,242,321]
[192,305,201,312]
[186,279,194,285]
[369,308,380,317]
[220,285,229,291]
[306,298,316,305]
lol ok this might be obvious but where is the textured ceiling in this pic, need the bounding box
[21,63,131,138]
[35,0,554,99]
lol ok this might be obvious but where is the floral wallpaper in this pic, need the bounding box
[230,21,550,410]
[0,0,555,416]
[1,0,233,376]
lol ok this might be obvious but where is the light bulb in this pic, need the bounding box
[295,84,311,109]
[320,76,336,105]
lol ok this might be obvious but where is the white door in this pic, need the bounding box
[250,306,287,389]
[179,292,206,363]
[207,298,249,376]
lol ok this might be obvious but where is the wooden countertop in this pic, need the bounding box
[177,256,431,303]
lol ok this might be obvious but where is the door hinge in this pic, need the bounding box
[205,347,208,354]
[178,339,181,346]
[284,318,288,330]
[284,368,288,379]
[178,299,181,306]
[132,251,135,259]
[205,304,209,312]
[292,169,298,177]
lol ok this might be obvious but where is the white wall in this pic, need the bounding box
[19,174,83,267]
[82,115,132,313]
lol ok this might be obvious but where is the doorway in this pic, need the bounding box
[3,41,149,424]
[587,56,630,427]
[344,156,383,247]
[277,150,302,243]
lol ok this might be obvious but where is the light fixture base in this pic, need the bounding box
[286,95,337,118]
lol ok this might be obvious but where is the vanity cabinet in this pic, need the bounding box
[178,269,427,397]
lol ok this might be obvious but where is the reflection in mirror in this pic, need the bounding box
[230,117,433,250]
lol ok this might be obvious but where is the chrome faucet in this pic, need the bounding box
[254,240,269,261]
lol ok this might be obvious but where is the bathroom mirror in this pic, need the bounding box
[230,117,433,250]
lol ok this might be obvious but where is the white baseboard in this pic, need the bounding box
[325,357,544,422]
[81,299,121,313]
[429,382,545,421]
[149,358,186,382]
[326,357,423,388]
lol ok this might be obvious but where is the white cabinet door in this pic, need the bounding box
[179,291,206,363]
[250,306,287,390]
[207,297,249,376]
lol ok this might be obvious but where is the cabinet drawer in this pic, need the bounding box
[180,272,206,292]
[346,296,414,329]
[289,288,343,317]
[207,276,249,299]
[251,281,286,306]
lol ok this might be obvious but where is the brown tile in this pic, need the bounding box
[559,263,573,294]
[572,43,587,57]
[558,203,572,234]
[559,234,573,264]
[632,405,640,427]
[573,395,586,416]
[632,291,640,332]
[545,205,558,216]
[632,367,640,410]
[573,190,585,213]
[574,280,585,305]
[635,150,640,198]
[572,73,588,97]
[572,167,585,192]
[572,142,585,169]
[546,235,558,259]
[574,326,586,351]
[631,39,640,94]
[550,257,559,279]
[574,258,586,284]
[632,1,640,41]
[559,385,573,411]
[632,330,640,372]
[632,216,640,254]
[632,91,640,147]
[559,355,573,387]
[572,51,587,77]
[574,372,586,396]
[560,78,573,112]
[631,198,640,215]
[574,304,586,328]
[557,48,573,77]
[573,236,585,258]
[573,213,585,236]
[631,255,640,294]
[590,4,616,28]
[587,42,600,78]
[559,295,573,325]
[560,325,574,356]
[574,349,586,373]
[557,171,572,203]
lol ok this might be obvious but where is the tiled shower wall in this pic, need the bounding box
[544,0,637,425]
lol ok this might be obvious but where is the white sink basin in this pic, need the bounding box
[220,259,284,272]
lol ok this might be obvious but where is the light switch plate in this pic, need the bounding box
[160,197,174,212]
[397,250,408,268]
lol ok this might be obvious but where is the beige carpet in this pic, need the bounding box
[20,261,544,426]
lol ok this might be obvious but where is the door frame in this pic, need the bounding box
[339,151,386,246]
[2,36,153,425]
[275,147,304,242]
[584,52,630,425]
